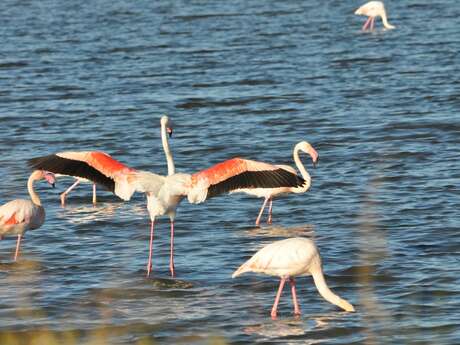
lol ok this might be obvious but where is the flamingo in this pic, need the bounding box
[232,237,355,319]
[29,116,311,278]
[355,1,395,31]
[0,170,56,261]
[231,141,318,226]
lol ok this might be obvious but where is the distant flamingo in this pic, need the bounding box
[29,116,309,278]
[230,141,318,226]
[232,237,355,319]
[0,170,56,261]
[355,1,395,31]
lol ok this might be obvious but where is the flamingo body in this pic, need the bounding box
[0,199,45,235]
[355,1,395,30]
[0,170,55,260]
[233,237,355,318]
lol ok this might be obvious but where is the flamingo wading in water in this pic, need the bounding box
[355,1,395,31]
[0,170,56,260]
[232,237,355,319]
[231,141,318,226]
[29,116,309,278]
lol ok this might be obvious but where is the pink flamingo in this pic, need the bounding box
[29,116,313,278]
[229,141,318,226]
[0,170,56,261]
[355,1,395,31]
[232,237,355,319]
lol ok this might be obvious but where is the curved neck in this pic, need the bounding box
[381,12,394,29]
[28,172,41,206]
[293,144,311,190]
[311,260,344,309]
[161,122,175,175]
[310,256,354,312]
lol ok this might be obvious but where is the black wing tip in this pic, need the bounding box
[26,154,115,193]
[207,168,305,199]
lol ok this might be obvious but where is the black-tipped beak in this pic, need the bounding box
[167,128,173,138]
[51,183,56,188]
[313,157,319,168]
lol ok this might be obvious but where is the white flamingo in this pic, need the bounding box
[355,1,395,31]
[233,237,355,319]
[0,170,56,260]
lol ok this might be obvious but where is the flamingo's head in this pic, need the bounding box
[161,115,173,137]
[32,170,56,187]
[298,141,319,168]
[43,171,56,188]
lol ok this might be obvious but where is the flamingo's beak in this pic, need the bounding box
[167,127,173,138]
[313,156,319,169]
[44,171,56,188]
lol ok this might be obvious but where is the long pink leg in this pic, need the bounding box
[271,277,287,319]
[255,198,269,226]
[267,198,273,224]
[169,220,175,278]
[289,278,301,316]
[146,220,155,277]
[13,234,22,261]
[362,17,372,31]
[92,184,97,204]
[370,17,375,30]
[60,179,81,206]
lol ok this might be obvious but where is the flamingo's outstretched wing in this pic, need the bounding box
[28,151,136,198]
[188,158,305,203]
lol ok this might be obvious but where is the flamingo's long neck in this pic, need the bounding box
[293,144,311,191]
[28,172,41,206]
[310,256,354,312]
[381,11,394,29]
[161,122,175,175]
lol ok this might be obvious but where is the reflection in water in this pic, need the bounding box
[244,311,354,341]
[243,224,315,239]
[57,203,124,224]
[244,319,306,338]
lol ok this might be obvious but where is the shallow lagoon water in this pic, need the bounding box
[0,0,459,344]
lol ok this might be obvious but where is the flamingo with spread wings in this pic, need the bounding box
[29,116,317,278]
[0,170,56,260]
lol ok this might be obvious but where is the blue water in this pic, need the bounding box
[1,0,459,344]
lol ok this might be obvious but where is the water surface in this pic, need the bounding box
[1,0,459,344]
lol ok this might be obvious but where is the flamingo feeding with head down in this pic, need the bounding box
[29,116,310,278]
[0,170,56,261]
[232,141,318,226]
[355,1,395,31]
[232,237,355,319]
